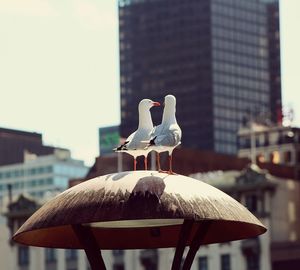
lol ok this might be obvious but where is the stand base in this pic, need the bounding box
[73,220,211,270]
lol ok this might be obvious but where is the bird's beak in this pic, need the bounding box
[152,102,161,107]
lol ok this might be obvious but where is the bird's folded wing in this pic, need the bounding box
[126,129,151,149]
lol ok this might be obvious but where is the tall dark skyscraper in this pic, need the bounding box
[119,0,281,155]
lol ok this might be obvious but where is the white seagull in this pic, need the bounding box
[115,99,160,170]
[147,94,181,174]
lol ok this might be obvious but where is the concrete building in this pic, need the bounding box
[190,164,300,270]
[1,193,100,270]
[3,164,299,270]
[238,125,300,180]
[119,0,281,155]
[0,148,88,208]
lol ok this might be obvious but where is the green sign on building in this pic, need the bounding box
[99,126,120,156]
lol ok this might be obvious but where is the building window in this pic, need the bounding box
[66,249,77,260]
[283,151,292,163]
[47,178,53,185]
[246,254,259,270]
[198,256,208,270]
[18,246,29,266]
[45,248,57,263]
[46,166,53,173]
[245,194,258,213]
[221,254,231,270]
[270,151,280,164]
[112,250,124,256]
[113,265,125,270]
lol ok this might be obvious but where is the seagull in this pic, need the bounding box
[147,94,181,174]
[115,99,160,170]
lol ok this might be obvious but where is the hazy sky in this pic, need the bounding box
[0,0,299,166]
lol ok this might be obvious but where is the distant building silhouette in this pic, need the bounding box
[0,127,57,166]
[238,125,300,180]
[119,0,281,155]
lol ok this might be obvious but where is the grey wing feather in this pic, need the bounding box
[127,129,151,149]
[170,123,182,144]
[154,124,181,146]
[151,124,162,138]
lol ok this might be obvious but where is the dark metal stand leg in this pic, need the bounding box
[182,221,212,270]
[72,224,106,270]
[171,220,194,270]
[157,153,161,171]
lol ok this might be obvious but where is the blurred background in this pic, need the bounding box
[0,0,300,269]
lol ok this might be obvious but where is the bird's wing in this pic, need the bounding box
[151,124,162,138]
[126,129,151,149]
[126,131,136,142]
[114,131,136,151]
[153,124,181,146]
[170,123,182,145]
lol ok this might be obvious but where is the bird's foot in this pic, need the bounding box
[158,169,168,174]
[167,170,177,175]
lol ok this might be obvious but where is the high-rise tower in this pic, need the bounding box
[119,0,281,155]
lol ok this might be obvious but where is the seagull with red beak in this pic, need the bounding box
[115,99,160,170]
[147,95,181,174]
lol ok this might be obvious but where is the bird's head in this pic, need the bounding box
[164,94,176,109]
[139,99,160,111]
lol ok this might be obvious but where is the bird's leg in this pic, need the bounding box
[157,152,167,173]
[168,154,177,175]
[144,156,148,170]
[134,158,137,171]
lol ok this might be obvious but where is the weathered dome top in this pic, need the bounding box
[13,171,266,249]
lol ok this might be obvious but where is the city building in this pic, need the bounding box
[0,127,58,166]
[190,164,300,270]
[118,0,281,155]
[238,125,300,180]
[85,146,296,181]
[1,193,103,270]
[0,148,88,206]
[4,147,299,270]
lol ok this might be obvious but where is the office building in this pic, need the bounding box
[119,0,281,155]
[238,125,300,180]
[0,148,88,205]
[190,164,300,270]
[1,193,108,270]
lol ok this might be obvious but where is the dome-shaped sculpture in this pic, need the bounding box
[14,171,265,250]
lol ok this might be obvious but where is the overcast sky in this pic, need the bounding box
[0,0,299,166]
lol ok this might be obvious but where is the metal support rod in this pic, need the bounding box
[151,151,156,170]
[144,156,148,170]
[72,224,106,270]
[171,220,194,270]
[182,221,212,270]
[157,153,161,171]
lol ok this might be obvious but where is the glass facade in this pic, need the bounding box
[119,0,281,155]
[18,246,29,266]
[199,256,208,270]
[0,155,88,200]
[211,0,271,154]
[221,254,231,270]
